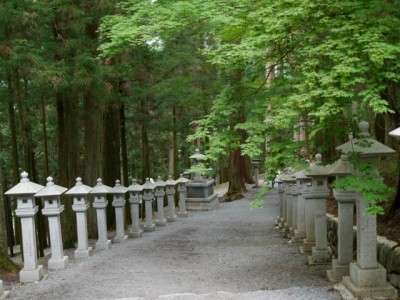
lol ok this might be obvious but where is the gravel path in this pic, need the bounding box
[5,187,344,300]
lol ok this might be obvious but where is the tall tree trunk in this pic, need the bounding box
[84,93,104,239]
[57,91,79,249]
[226,148,247,201]
[103,103,121,228]
[119,104,131,226]
[141,100,150,183]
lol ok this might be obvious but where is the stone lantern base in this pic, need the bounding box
[342,263,397,298]
[186,180,219,211]
[75,247,93,259]
[0,280,9,299]
[20,265,44,283]
[327,259,350,282]
[48,256,69,270]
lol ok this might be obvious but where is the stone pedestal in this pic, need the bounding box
[113,199,128,243]
[186,179,219,211]
[127,179,143,238]
[290,185,298,240]
[165,176,177,222]
[5,172,44,283]
[93,200,111,250]
[17,208,44,282]
[43,207,69,269]
[277,180,284,228]
[295,192,306,239]
[280,184,288,234]
[301,188,315,254]
[155,195,167,226]
[0,280,9,299]
[176,175,189,218]
[111,180,128,243]
[327,190,355,282]
[91,179,112,250]
[143,178,156,232]
[309,195,331,264]
[73,202,92,258]
[67,177,93,259]
[342,199,397,298]
[285,186,293,237]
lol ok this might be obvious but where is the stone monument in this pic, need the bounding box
[90,178,112,250]
[176,174,189,217]
[5,172,44,283]
[110,180,128,243]
[35,177,69,270]
[186,149,219,210]
[165,176,177,222]
[66,177,93,258]
[142,178,156,232]
[127,179,143,238]
[337,121,397,298]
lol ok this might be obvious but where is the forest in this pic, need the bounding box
[0,0,400,272]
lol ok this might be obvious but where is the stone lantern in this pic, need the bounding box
[176,174,189,218]
[5,172,44,283]
[276,176,283,228]
[294,170,308,240]
[279,173,291,236]
[300,170,313,254]
[287,175,297,239]
[0,280,9,298]
[186,149,218,210]
[389,127,400,140]
[327,155,356,282]
[154,176,167,226]
[35,176,69,270]
[251,159,261,188]
[127,179,143,238]
[90,178,112,250]
[65,177,93,258]
[336,121,397,298]
[189,148,207,182]
[142,178,156,232]
[165,175,177,222]
[110,180,128,243]
[306,154,331,265]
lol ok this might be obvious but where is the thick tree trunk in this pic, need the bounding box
[226,148,247,201]
[57,92,79,249]
[141,100,151,183]
[103,103,121,228]
[84,93,104,239]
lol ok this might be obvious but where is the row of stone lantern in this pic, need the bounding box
[5,173,190,284]
[276,121,398,299]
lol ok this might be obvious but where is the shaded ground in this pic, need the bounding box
[3,186,341,300]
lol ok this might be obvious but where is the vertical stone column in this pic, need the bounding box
[127,179,143,238]
[165,176,177,222]
[176,174,189,218]
[90,178,111,250]
[301,184,315,254]
[5,172,44,282]
[251,159,261,188]
[294,171,308,240]
[142,178,156,232]
[307,154,331,265]
[154,176,167,226]
[66,177,93,258]
[290,181,298,239]
[336,121,397,298]
[285,182,293,238]
[110,180,128,243]
[280,177,289,236]
[35,176,69,270]
[276,178,284,228]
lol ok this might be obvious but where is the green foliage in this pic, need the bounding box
[250,187,270,209]
[333,153,395,215]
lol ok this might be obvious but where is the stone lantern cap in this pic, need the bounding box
[389,127,400,139]
[306,154,330,177]
[127,179,143,193]
[336,121,395,156]
[189,149,207,161]
[35,176,68,197]
[109,180,128,194]
[279,173,293,182]
[175,174,189,184]
[5,171,44,196]
[329,155,355,177]
[66,177,92,196]
[295,170,309,181]
[142,178,155,191]
[154,176,166,188]
[90,178,111,195]
[165,175,176,187]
